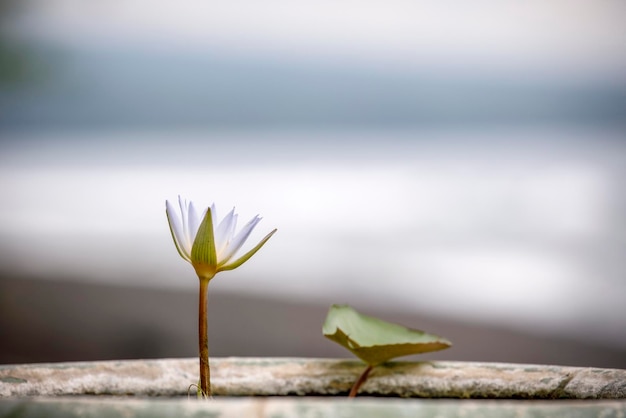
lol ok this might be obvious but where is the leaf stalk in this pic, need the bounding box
[349,365,374,398]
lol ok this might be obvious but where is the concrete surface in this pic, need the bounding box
[1,397,626,418]
[1,358,625,399]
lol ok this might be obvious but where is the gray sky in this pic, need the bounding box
[12,0,626,80]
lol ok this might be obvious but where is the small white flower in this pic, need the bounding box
[166,196,276,280]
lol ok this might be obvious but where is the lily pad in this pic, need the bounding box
[323,304,452,365]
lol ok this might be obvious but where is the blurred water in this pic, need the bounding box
[1,1,625,354]
[1,128,625,347]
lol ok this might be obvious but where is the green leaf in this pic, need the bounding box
[323,304,452,366]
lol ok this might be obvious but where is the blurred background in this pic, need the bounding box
[1,0,625,368]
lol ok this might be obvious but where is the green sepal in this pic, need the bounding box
[218,229,278,272]
[191,207,217,270]
[323,304,452,366]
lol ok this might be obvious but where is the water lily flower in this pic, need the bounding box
[166,196,277,281]
[165,196,276,398]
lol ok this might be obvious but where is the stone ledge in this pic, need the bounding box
[1,398,626,418]
[1,358,625,399]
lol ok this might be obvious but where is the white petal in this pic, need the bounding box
[177,196,191,248]
[166,199,192,261]
[219,215,261,265]
[215,207,237,258]
[212,206,230,245]
[187,201,201,246]
[210,203,217,224]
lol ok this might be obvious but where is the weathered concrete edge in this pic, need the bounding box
[1,358,624,399]
[1,398,626,418]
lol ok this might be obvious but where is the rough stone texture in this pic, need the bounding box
[0,358,625,399]
[1,398,625,418]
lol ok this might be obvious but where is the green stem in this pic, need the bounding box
[198,278,211,398]
[349,365,373,398]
